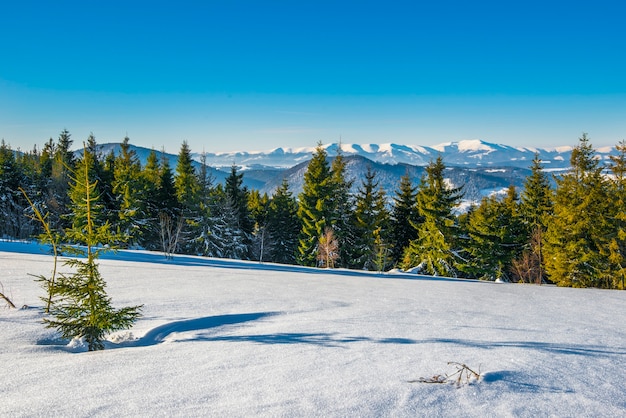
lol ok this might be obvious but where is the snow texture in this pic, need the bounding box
[1,240,625,417]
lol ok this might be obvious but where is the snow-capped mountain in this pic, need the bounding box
[193,139,604,169]
[93,139,617,207]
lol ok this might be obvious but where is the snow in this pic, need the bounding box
[2,241,625,417]
[432,139,495,154]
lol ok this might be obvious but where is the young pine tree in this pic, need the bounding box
[45,144,142,351]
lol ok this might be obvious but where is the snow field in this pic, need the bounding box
[1,243,625,417]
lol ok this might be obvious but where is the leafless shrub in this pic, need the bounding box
[409,362,481,387]
[0,282,16,309]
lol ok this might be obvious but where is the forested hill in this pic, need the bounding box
[95,141,553,203]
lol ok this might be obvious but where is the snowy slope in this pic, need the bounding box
[1,241,625,417]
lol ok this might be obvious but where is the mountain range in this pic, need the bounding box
[191,139,617,170]
[97,139,618,206]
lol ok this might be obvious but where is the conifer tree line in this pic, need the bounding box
[1,131,624,289]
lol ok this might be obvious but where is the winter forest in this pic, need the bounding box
[1,130,625,290]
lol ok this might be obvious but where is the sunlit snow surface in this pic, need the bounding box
[1,241,625,417]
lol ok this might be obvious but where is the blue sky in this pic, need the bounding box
[1,0,625,153]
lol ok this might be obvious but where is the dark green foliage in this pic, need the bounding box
[351,166,391,270]
[266,179,301,264]
[174,141,200,212]
[515,154,553,284]
[390,172,420,266]
[248,190,270,261]
[327,149,356,268]
[112,137,146,246]
[402,157,463,276]
[297,144,334,266]
[460,186,525,280]
[6,133,626,288]
[0,140,31,238]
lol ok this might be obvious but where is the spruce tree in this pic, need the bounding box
[45,144,142,351]
[402,156,463,276]
[224,164,253,258]
[390,172,420,266]
[516,154,553,283]
[327,148,355,268]
[156,152,181,256]
[112,137,146,246]
[0,140,28,238]
[544,134,612,287]
[266,179,301,265]
[608,140,626,289]
[461,186,525,280]
[48,130,75,230]
[248,190,270,261]
[174,141,200,213]
[297,144,334,266]
[212,186,249,259]
[191,151,216,256]
[352,166,390,270]
[174,141,200,253]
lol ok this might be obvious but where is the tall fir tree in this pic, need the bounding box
[544,134,613,287]
[224,164,253,258]
[208,185,249,259]
[174,141,200,215]
[248,190,270,261]
[190,151,216,256]
[390,172,420,266]
[460,186,525,280]
[402,156,463,276]
[266,179,301,265]
[608,140,626,289]
[351,166,390,270]
[516,154,553,283]
[47,129,75,230]
[327,147,356,268]
[156,151,181,255]
[68,138,108,236]
[297,144,334,266]
[172,141,201,254]
[0,140,30,238]
[112,137,146,246]
[137,149,162,250]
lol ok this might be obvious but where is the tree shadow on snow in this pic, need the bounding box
[418,338,626,358]
[481,370,574,394]
[125,312,280,347]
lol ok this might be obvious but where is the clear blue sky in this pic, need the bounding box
[1,0,625,153]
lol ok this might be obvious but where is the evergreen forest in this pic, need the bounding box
[1,131,625,289]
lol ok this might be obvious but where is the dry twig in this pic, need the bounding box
[409,362,481,387]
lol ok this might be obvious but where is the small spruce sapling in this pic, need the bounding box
[44,145,142,351]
